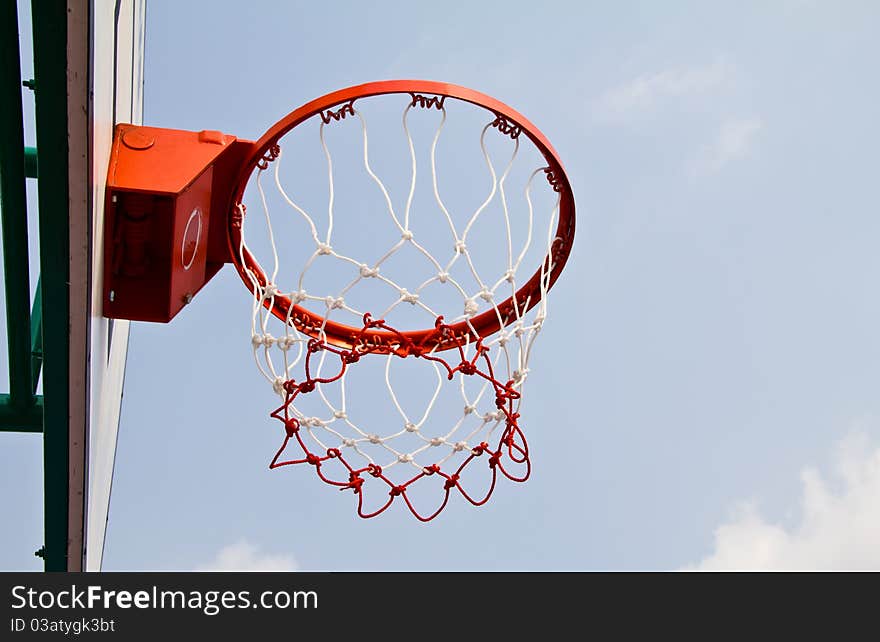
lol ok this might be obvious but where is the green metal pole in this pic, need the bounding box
[31,0,72,573]
[0,275,43,433]
[0,0,35,411]
[0,394,43,432]
[31,276,43,393]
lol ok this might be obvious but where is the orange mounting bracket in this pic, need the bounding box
[103,125,252,322]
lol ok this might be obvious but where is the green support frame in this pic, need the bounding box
[31,0,73,573]
[0,1,74,572]
[0,0,37,418]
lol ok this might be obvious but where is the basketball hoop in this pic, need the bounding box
[228,81,574,354]
[103,80,575,520]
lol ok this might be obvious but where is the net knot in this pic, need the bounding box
[282,379,299,394]
[464,298,479,316]
[430,437,445,447]
[390,485,406,497]
[463,404,477,415]
[458,361,477,375]
[306,453,321,466]
[444,474,460,490]
[400,289,419,305]
[344,473,363,493]
[424,464,441,475]
[307,339,323,353]
[368,464,383,477]
[341,350,360,364]
[472,442,490,456]
[342,438,356,447]
[404,422,418,432]
[453,441,468,452]
[488,451,502,468]
[316,242,333,255]
[504,269,516,283]
[437,271,449,283]
[362,313,383,327]
[358,264,379,278]
[272,377,287,395]
[398,453,414,463]
[292,290,307,304]
[368,434,382,444]
[333,410,347,419]
[454,240,467,253]
[478,288,493,302]
[325,296,345,310]
[298,380,316,393]
[401,230,414,241]
[262,283,280,298]
[303,417,323,427]
[326,448,341,458]
[284,418,299,437]
[276,335,295,351]
[251,333,273,348]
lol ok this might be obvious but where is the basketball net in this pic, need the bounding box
[237,93,562,520]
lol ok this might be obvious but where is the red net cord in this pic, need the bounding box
[268,314,530,520]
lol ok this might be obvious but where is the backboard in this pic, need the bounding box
[69,0,145,572]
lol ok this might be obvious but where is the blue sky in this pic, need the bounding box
[3,0,880,570]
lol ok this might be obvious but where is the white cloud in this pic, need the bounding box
[595,60,735,117]
[690,117,763,174]
[197,540,297,572]
[687,433,880,570]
